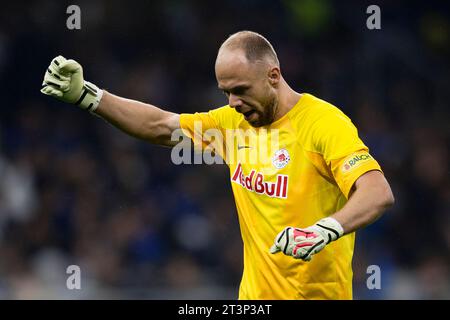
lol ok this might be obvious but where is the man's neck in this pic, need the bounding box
[273,79,302,121]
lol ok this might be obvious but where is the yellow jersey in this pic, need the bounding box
[179,93,382,299]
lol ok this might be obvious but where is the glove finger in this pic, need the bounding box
[47,64,71,81]
[41,85,55,96]
[40,86,50,95]
[44,73,69,90]
[51,55,67,70]
[269,243,280,254]
[44,72,70,87]
[41,85,63,97]
[300,240,326,261]
[59,59,81,74]
[293,228,318,242]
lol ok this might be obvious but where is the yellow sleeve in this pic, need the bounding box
[179,106,232,160]
[313,110,382,198]
[331,151,382,198]
[313,111,367,162]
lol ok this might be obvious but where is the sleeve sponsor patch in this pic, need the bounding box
[341,151,373,173]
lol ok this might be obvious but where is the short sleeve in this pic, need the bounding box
[179,107,230,160]
[313,111,367,163]
[330,150,382,198]
[313,109,382,198]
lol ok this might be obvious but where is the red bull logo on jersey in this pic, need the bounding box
[342,152,373,173]
[231,163,288,198]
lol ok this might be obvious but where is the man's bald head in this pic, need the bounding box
[215,31,283,127]
[218,31,280,67]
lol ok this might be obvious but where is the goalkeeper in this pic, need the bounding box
[41,31,394,299]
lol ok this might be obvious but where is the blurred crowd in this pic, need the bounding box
[0,0,448,299]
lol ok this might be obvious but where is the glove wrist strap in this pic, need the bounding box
[315,217,344,242]
[75,81,103,113]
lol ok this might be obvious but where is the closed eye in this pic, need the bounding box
[233,86,248,95]
[220,85,250,97]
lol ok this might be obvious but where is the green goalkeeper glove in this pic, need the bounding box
[270,217,344,261]
[40,55,103,112]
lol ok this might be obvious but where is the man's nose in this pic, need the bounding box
[229,94,242,109]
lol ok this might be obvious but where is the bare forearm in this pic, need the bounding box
[95,91,179,146]
[332,171,394,234]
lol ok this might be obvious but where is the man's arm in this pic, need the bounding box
[41,55,180,147]
[270,170,394,261]
[96,91,180,146]
[331,170,394,234]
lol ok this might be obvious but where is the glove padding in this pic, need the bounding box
[41,55,103,112]
[270,217,344,261]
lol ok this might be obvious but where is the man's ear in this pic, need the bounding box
[268,67,281,86]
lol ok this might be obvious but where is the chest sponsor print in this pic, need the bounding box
[231,163,288,199]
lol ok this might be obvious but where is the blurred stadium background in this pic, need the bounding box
[0,0,448,299]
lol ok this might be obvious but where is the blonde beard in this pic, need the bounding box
[251,95,278,127]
